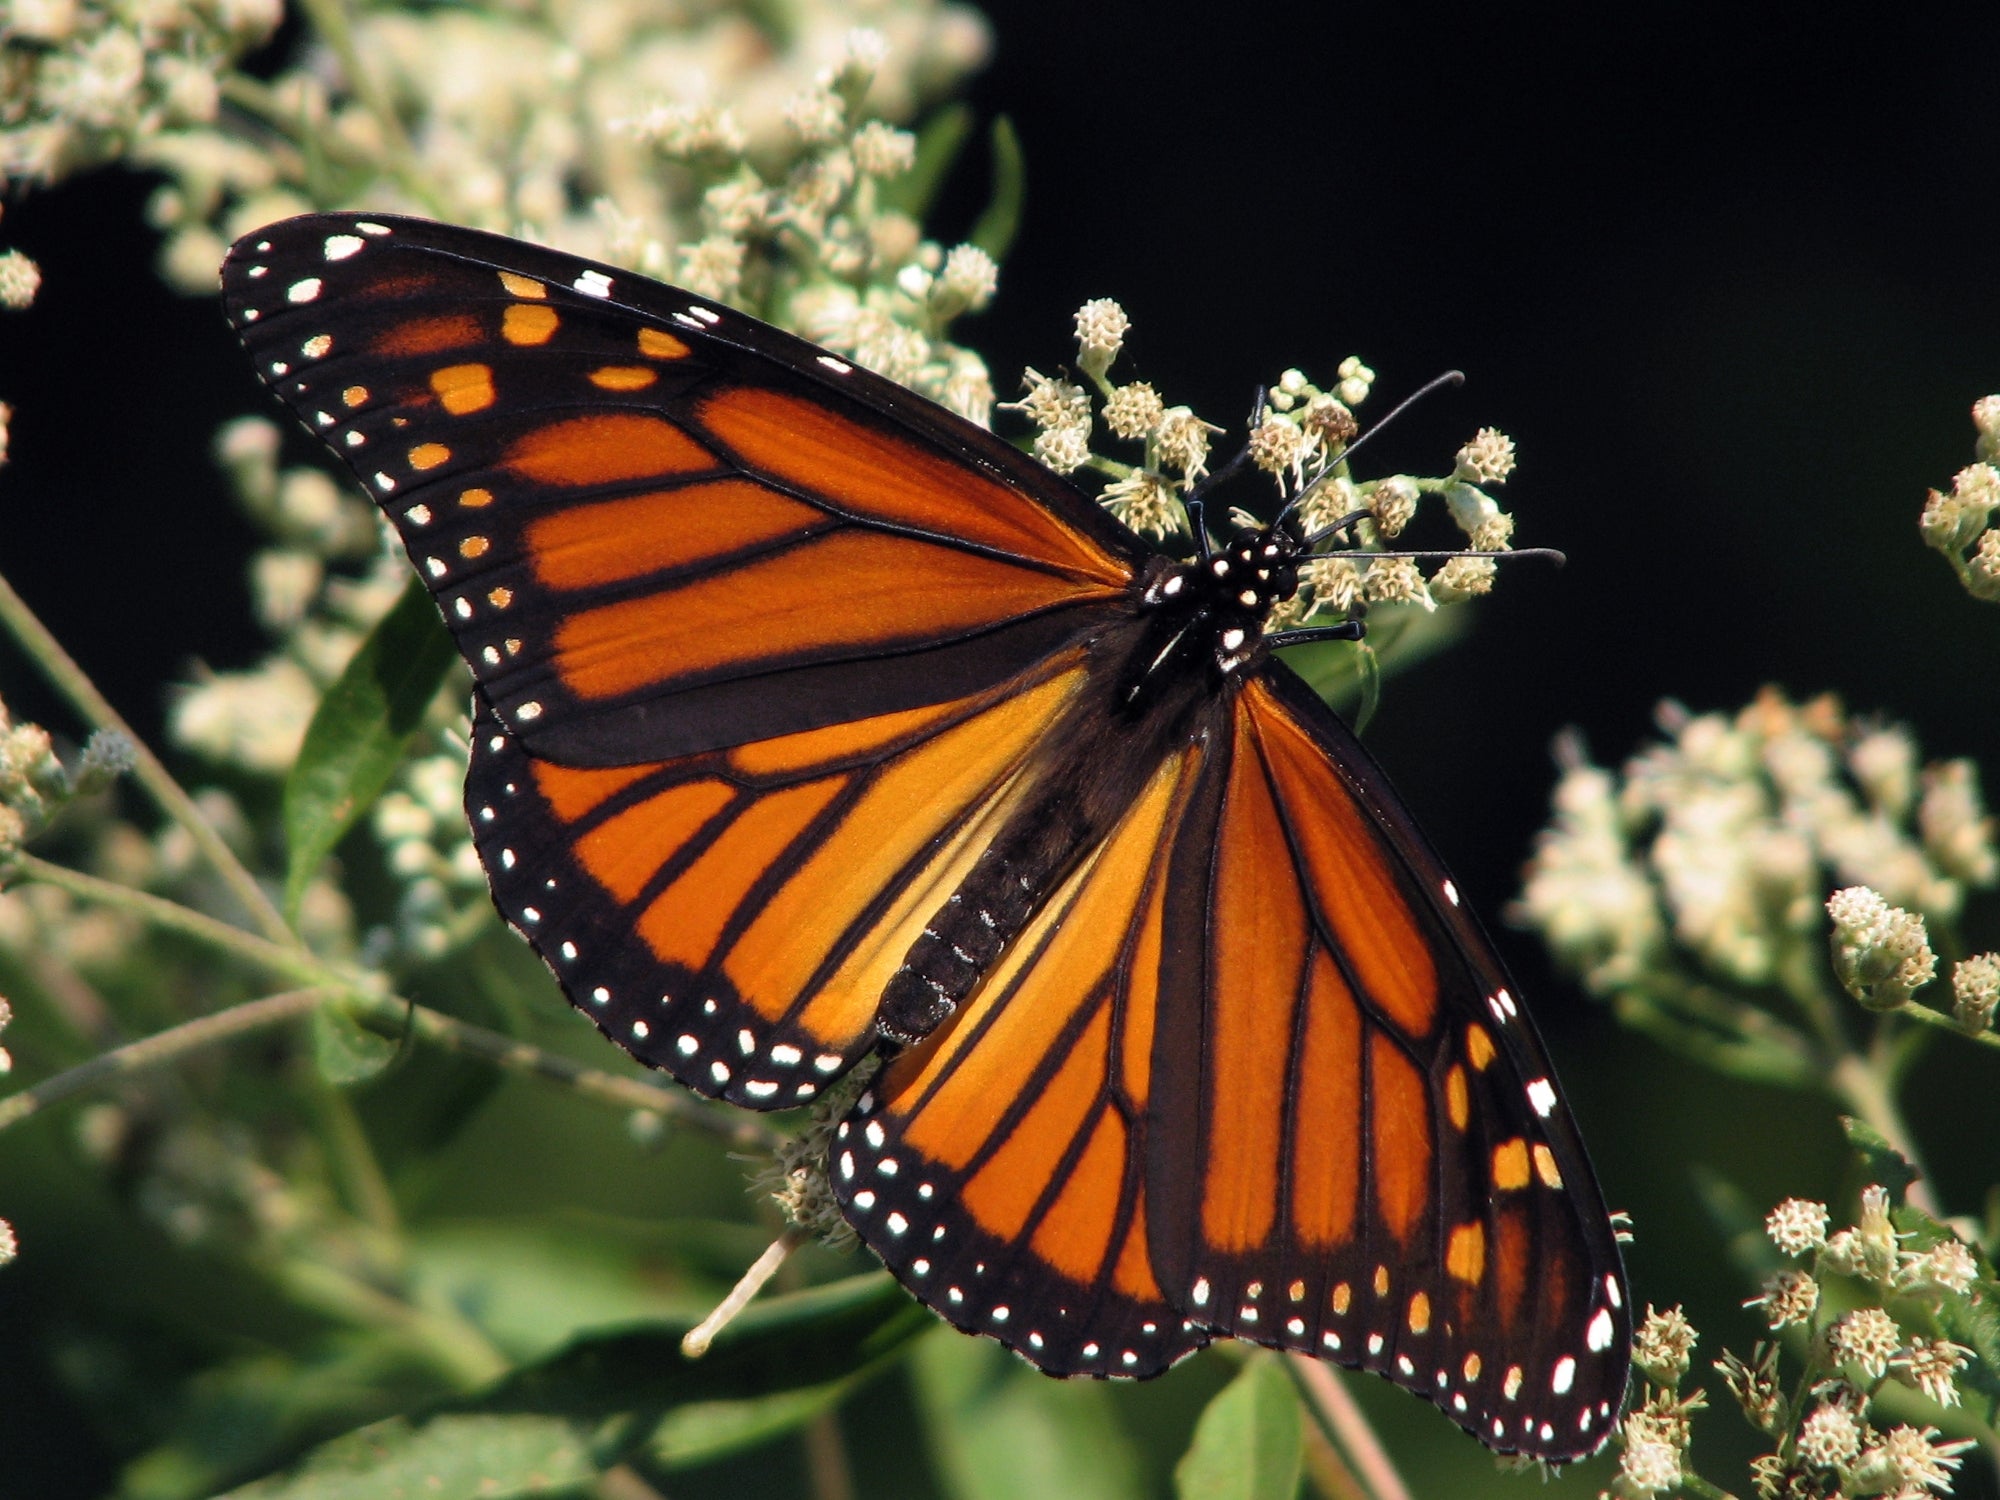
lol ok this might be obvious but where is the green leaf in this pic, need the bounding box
[216,1274,928,1498]
[1839,1115,1922,1203]
[217,1412,594,1500]
[310,1001,398,1085]
[882,103,973,222]
[910,1328,1142,1500]
[969,116,1025,262]
[1173,1354,1303,1500]
[282,579,462,921]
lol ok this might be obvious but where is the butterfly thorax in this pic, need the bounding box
[1127,527,1301,702]
[874,530,1300,1047]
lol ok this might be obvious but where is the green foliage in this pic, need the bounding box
[282,581,462,923]
[1172,1355,1302,1500]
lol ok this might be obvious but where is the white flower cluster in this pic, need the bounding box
[1519,691,1998,996]
[1920,396,2000,602]
[1,0,282,184]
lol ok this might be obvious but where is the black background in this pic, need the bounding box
[2,5,1997,1493]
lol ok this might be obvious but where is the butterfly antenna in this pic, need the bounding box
[1272,369,1466,534]
[1181,385,1266,560]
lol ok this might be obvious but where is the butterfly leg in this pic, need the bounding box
[1266,621,1367,649]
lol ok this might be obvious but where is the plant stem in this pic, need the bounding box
[9,854,778,1147]
[0,572,296,947]
[1285,1355,1414,1500]
[1828,1052,1941,1217]
[0,987,325,1130]
[12,853,324,985]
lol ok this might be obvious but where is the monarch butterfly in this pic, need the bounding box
[222,213,1631,1461]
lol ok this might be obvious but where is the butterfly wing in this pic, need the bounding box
[833,728,1222,1377]
[1142,664,1631,1459]
[220,213,1146,1101]
[220,214,1144,768]
[834,665,1630,1456]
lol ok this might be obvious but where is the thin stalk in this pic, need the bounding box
[1828,1052,1941,1217]
[0,987,325,1131]
[1284,1355,1414,1500]
[11,854,325,986]
[292,0,446,216]
[0,573,295,946]
[270,1254,509,1389]
[1887,998,2000,1052]
[373,999,783,1150]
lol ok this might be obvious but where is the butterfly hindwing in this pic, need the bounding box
[1140,665,1630,1454]
[836,734,1219,1376]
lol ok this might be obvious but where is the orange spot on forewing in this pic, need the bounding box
[697,386,1129,587]
[506,412,713,487]
[638,327,690,358]
[1287,945,1361,1247]
[1246,681,1438,1037]
[502,303,559,345]
[1492,1137,1530,1191]
[525,479,824,593]
[1446,1221,1486,1284]
[431,363,495,414]
[1369,1031,1432,1243]
[588,365,658,391]
[1446,1063,1470,1130]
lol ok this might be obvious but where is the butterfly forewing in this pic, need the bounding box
[223,212,1631,1463]
[219,216,1140,769]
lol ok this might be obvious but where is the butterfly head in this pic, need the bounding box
[1134,524,1305,688]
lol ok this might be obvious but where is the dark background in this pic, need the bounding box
[2,5,1997,1494]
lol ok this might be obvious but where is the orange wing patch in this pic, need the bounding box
[467,662,1085,1109]
[838,749,1210,1376]
[699,386,1131,588]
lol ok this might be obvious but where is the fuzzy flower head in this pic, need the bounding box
[1746,1268,1819,1330]
[1950,953,2000,1033]
[1828,886,1937,1010]
[1632,1304,1698,1385]
[1895,1237,1979,1299]
[1102,382,1164,441]
[1896,1338,1970,1409]
[1795,1402,1863,1471]
[1828,1306,1902,1381]
[1853,1426,1976,1495]
[1099,470,1184,541]
[1072,297,1129,378]
[1454,427,1517,485]
[1765,1197,1830,1257]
